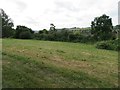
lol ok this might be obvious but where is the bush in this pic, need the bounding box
[95,39,120,51]
[19,31,32,39]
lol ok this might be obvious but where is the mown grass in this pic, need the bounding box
[2,39,118,88]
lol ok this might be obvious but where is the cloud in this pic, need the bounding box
[0,0,118,30]
[54,1,80,12]
[12,0,27,12]
[1,0,27,12]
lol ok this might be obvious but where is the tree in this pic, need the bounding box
[91,14,113,41]
[0,9,15,38]
[19,31,32,39]
[15,25,33,39]
[39,29,48,34]
[114,25,120,39]
[49,23,56,32]
[2,26,15,38]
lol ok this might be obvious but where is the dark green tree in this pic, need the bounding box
[15,25,33,39]
[0,9,15,38]
[49,23,56,33]
[115,25,120,39]
[19,31,32,39]
[39,29,48,34]
[91,14,113,41]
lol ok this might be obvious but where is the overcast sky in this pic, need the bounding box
[0,0,119,30]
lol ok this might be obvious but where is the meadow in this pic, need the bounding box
[2,39,118,88]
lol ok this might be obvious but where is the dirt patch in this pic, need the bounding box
[82,52,91,56]
[50,55,92,70]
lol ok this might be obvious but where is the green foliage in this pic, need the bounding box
[39,29,48,34]
[19,31,32,39]
[113,25,120,39]
[2,27,15,38]
[96,39,120,51]
[15,25,34,39]
[34,29,93,43]
[49,23,56,32]
[91,14,114,41]
[0,9,14,38]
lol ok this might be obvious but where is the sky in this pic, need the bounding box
[0,0,119,30]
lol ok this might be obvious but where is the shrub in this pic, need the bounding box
[19,31,32,39]
[95,39,120,51]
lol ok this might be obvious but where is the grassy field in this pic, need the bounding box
[2,39,118,88]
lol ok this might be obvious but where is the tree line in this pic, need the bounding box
[0,9,119,44]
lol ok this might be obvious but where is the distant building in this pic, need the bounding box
[56,27,91,36]
[34,31,39,34]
